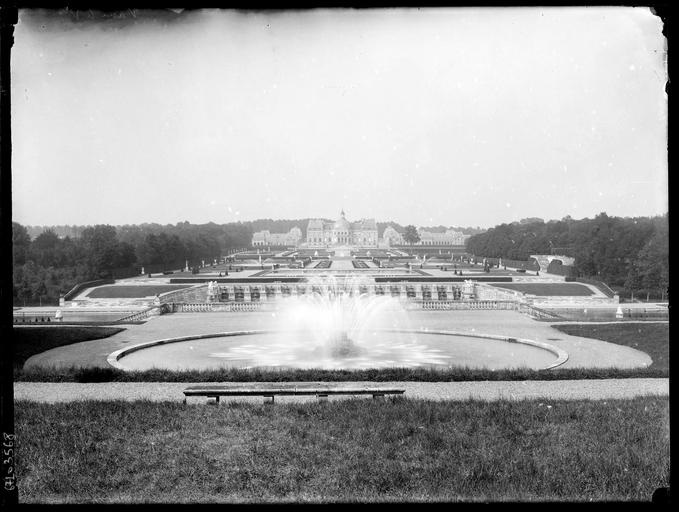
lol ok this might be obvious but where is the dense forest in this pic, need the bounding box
[24,220,484,241]
[12,221,253,306]
[466,213,668,298]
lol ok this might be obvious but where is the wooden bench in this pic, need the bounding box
[183,385,406,404]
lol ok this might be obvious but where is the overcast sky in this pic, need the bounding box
[11,7,667,228]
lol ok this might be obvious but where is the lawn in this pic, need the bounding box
[86,285,193,298]
[14,397,669,503]
[553,323,669,373]
[12,326,124,371]
[490,283,594,296]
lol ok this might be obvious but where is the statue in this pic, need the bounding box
[207,280,217,301]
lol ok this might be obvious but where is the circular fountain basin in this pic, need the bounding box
[109,329,567,371]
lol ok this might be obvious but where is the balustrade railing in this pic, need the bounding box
[417,300,518,311]
[116,306,161,323]
[516,303,563,320]
[171,302,264,313]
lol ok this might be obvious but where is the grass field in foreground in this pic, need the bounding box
[15,397,669,503]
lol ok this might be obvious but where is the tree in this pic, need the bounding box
[403,225,420,246]
[635,218,669,298]
[12,222,31,265]
[466,213,667,294]
[115,241,137,268]
[81,225,125,278]
[30,229,61,267]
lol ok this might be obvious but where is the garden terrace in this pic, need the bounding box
[85,285,194,299]
[295,249,331,258]
[314,260,333,269]
[490,283,595,296]
[373,276,513,283]
[171,277,306,284]
[232,253,284,261]
[394,245,468,256]
[575,277,617,298]
[352,249,392,258]
[63,279,115,301]
[483,257,541,271]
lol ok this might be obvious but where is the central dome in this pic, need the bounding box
[334,210,350,230]
[334,217,350,230]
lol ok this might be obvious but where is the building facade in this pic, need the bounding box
[416,229,470,246]
[306,210,378,247]
[252,226,303,247]
[382,226,404,246]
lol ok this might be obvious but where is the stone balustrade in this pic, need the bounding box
[172,302,264,313]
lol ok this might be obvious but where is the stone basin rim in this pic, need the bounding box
[107,328,569,371]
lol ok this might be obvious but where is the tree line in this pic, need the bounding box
[466,213,668,298]
[12,221,253,306]
[13,213,667,305]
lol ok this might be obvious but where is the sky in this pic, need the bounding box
[10,7,667,228]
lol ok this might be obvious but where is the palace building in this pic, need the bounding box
[416,229,470,246]
[306,210,378,247]
[380,226,469,247]
[382,226,404,246]
[251,226,303,247]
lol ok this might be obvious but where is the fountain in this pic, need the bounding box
[110,273,568,372]
[272,274,415,363]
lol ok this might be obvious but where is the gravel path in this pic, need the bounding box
[13,378,668,404]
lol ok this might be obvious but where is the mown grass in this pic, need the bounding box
[491,283,595,296]
[12,326,125,370]
[14,397,670,503]
[86,285,192,298]
[14,364,668,383]
[552,323,669,373]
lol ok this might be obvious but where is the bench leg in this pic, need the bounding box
[263,395,274,404]
[208,396,220,405]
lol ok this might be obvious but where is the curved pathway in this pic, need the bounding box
[13,379,668,404]
[24,310,654,371]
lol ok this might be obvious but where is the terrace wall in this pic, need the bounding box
[484,257,540,271]
[474,283,525,302]
[575,277,617,298]
[158,284,208,304]
[392,245,468,256]
[63,279,115,301]
[546,260,576,277]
